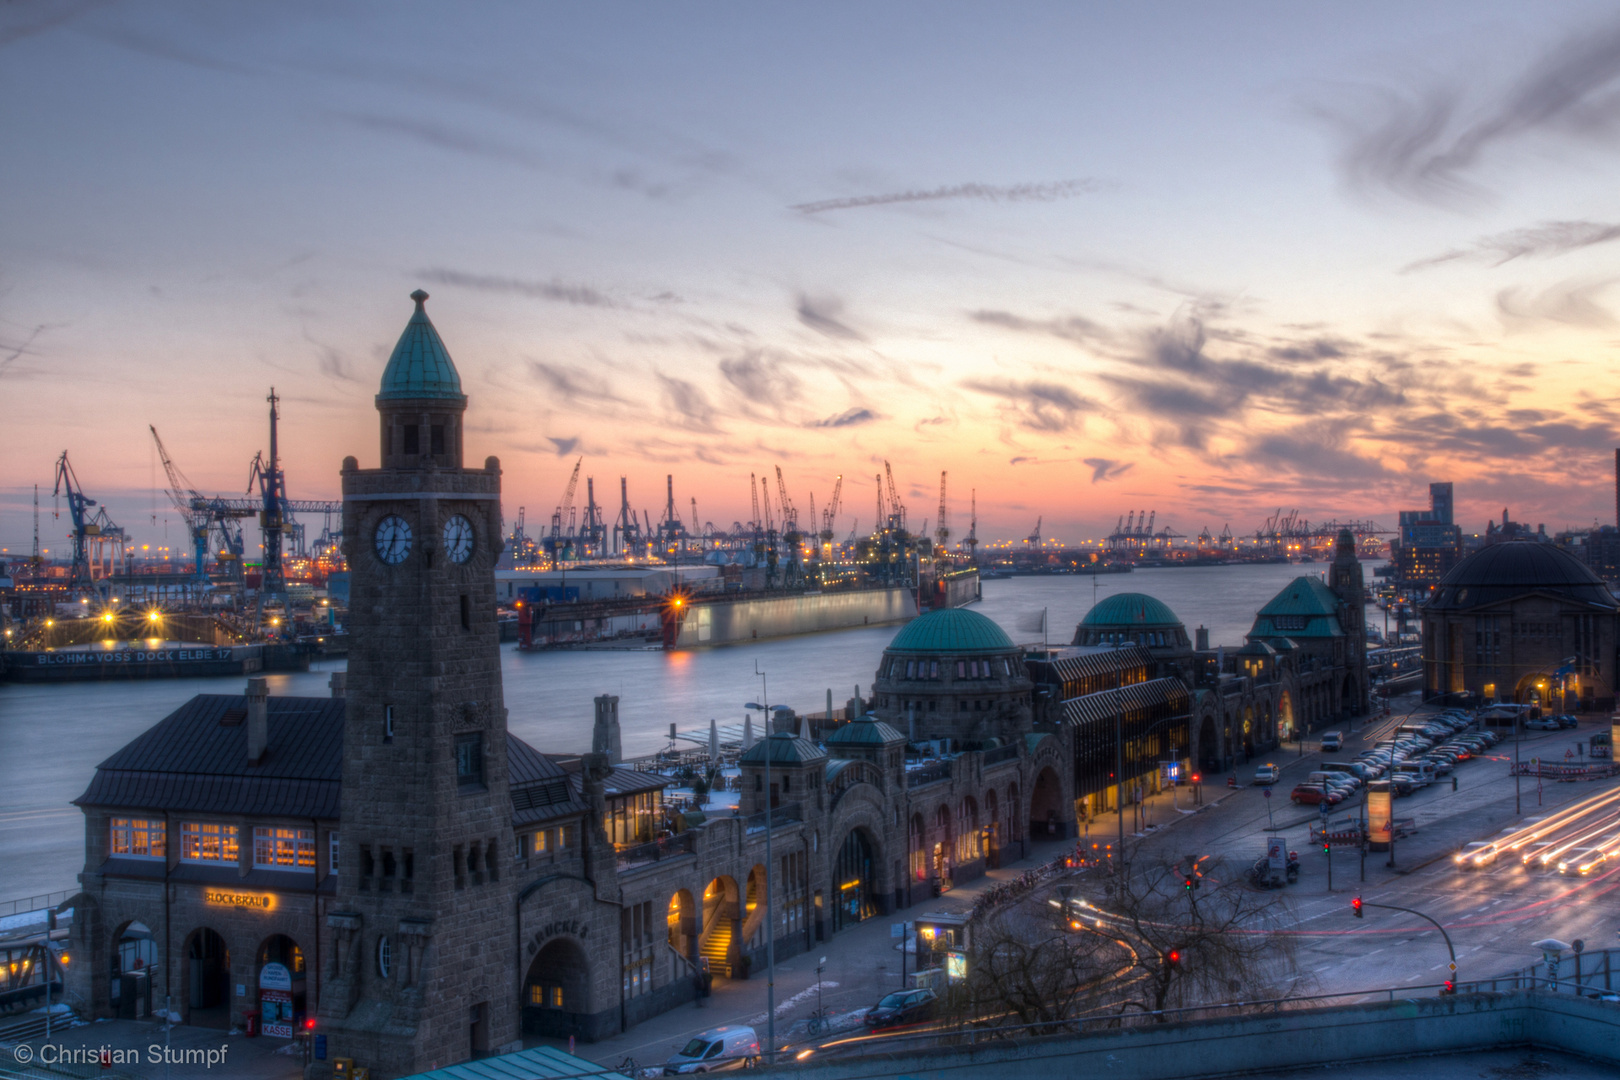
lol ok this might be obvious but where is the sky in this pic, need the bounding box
[7,1,1620,555]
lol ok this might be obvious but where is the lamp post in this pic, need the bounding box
[745,661,777,1059]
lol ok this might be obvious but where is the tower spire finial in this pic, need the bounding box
[410,289,429,309]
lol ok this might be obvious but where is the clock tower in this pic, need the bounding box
[321,290,517,1074]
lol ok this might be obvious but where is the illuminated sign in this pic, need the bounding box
[205,890,274,910]
[945,951,967,981]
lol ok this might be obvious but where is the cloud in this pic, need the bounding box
[792,178,1098,215]
[2,1,110,49]
[657,373,718,430]
[961,378,1093,432]
[525,360,627,404]
[547,436,580,456]
[1405,220,1620,271]
[796,294,863,341]
[809,407,877,429]
[718,351,801,402]
[0,323,50,380]
[969,309,1111,349]
[1083,458,1136,484]
[335,112,546,169]
[420,268,615,308]
[1496,278,1619,329]
[1317,19,1620,204]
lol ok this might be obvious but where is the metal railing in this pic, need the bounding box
[743,802,803,832]
[906,760,953,788]
[0,891,75,921]
[615,832,696,872]
[982,743,1020,767]
[1465,947,1618,997]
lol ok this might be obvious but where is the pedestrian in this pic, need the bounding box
[1451,774,1458,792]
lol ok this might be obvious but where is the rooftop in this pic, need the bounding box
[885,607,1016,655]
[377,289,466,404]
[1079,592,1183,628]
[1425,540,1618,612]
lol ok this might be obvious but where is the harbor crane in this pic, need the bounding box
[935,471,949,551]
[883,461,905,532]
[53,451,126,593]
[820,474,842,553]
[547,457,581,566]
[240,389,342,615]
[1025,516,1042,547]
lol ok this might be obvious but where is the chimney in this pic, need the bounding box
[246,677,269,764]
[329,671,347,699]
[592,694,622,765]
[1195,626,1210,651]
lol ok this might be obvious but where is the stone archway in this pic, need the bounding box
[523,937,591,1037]
[667,888,696,966]
[1278,690,1295,743]
[107,920,155,1021]
[1030,766,1064,839]
[181,927,231,1027]
[1198,713,1221,773]
[907,813,927,898]
[985,788,1001,869]
[932,805,953,888]
[743,865,768,951]
[1241,706,1255,759]
[832,828,878,931]
[699,876,741,977]
[254,933,306,1036]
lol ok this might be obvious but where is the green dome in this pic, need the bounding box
[739,732,826,766]
[885,608,1016,655]
[826,716,906,746]
[377,290,466,403]
[1079,592,1182,628]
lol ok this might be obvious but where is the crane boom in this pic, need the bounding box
[935,470,949,548]
[774,466,797,531]
[821,474,842,542]
[883,460,903,529]
[750,472,761,530]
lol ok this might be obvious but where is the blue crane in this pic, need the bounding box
[52,451,126,595]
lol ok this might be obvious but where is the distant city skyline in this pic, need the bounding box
[6,2,1620,551]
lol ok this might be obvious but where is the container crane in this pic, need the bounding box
[883,461,905,533]
[547,457,581,567]
[935,471,949,550]
[149,425,211,585]
[820,474,842,553]
[1025,516,1042,547]
[52,451,108,593]
[240,389,343,615]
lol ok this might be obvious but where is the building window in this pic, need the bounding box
[330,832,340,872]
[180,822,239,863]
[455,734,484,788]
[530,984,563,1007]
[430,424,445,455]
[402,424,419,455]
[253,827,315,870]
[110,818,165,859]
[376,936,391,978]
[384,705,394,741]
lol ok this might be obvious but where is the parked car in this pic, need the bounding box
[665,1026,761,1074]
[1291,783,1327,805]
[1320,731,1343,752]
[1554,714,1579,729]
[1254,764,1281,785]
[865,987,938,1031]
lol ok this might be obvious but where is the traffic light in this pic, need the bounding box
[1166,949,1182,968]
[1352,897,1363,918]
[1184,877,1194,891]
[1323,837,1332,855]
[1441,980,1455,995]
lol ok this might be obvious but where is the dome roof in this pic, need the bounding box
[1080,593,1183,628]
[885,608,1016,655]
[377,290,466,403]
[1426,541,1617,612]
[738,732,826,766]
[826,715,906,747]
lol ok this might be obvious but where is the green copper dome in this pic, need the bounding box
[377,290,466,403]
[885,608,1017,655]
[826,715,906,746]
[1079,592,1182,628]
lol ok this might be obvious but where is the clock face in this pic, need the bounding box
[444,514,475,564]
[374,515,413,565]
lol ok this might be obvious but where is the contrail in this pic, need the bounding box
[792,178,1097,214]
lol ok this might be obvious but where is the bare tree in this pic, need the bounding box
[1093,853,1302,1019]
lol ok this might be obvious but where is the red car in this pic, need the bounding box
[1291,784,1326,805]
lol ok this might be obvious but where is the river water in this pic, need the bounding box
[0,561,1384,898]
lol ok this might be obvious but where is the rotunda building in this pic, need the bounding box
[1073,592,1194,680]
[871,608,1033,745]
[1421,540,1619,710]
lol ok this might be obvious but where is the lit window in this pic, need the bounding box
[253,827,315,871]
[110,818,166,859]
[180,822,239,863]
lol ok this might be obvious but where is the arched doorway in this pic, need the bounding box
[699,876,740,977]
[1198,714,1221,773]
[1030,766,1064,839]
[985,789,1001,869]
[1006,782,1020,846]
[932,805,953,889]
[743,865,768,951]
[667,888,695,962]
[109,920,155,1020]
[1241,706,1255,759]
[523,938,590,1037]
[956,797,980,866]
[182,928,230,1027]
[1278,691,1294,744]
[255,934,306,1037]
[908,813,927,894]
[833,829,876,930]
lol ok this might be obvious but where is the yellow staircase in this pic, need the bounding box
[700,919,734,977]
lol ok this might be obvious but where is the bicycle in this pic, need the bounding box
[805,1009,829,1037]
[617,1057,641,1078]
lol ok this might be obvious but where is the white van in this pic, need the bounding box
[1393,760,1436,786]
[1320,731,1343,752]
[664,1026,761,1074]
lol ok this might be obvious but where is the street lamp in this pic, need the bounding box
[744,661,778,1059]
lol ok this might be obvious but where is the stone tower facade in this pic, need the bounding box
[320,291,518,1075]
[1328,528,1371,714]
